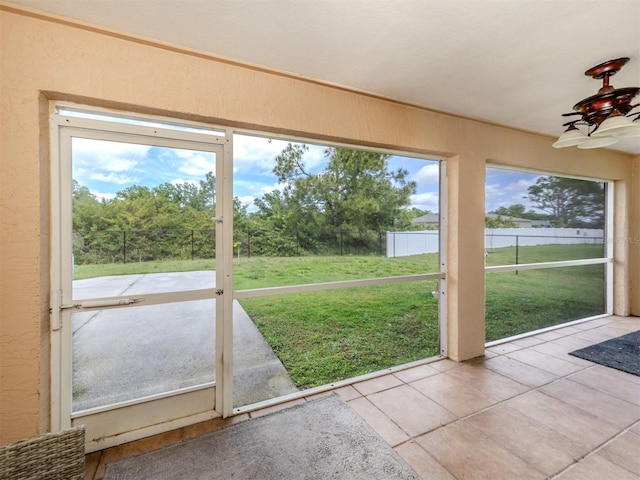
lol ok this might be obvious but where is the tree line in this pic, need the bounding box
[72,146,425,262]
[489,176,605,229]
[72,144,605,263]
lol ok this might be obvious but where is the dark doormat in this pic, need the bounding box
[104,395,420,480]
[569,330,640,376]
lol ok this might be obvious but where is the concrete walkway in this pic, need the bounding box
[72,271,297,411]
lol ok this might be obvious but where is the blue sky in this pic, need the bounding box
[72,134,543,215]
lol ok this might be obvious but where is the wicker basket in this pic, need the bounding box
[0,426,85,480]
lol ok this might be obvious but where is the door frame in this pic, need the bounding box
[49,105,234,451]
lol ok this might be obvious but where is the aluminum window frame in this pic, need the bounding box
[484,165,614,344]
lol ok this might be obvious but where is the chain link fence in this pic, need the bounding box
[73,228,388,264]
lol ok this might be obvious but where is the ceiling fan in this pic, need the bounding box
[552,57,640,149]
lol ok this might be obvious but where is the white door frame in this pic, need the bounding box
[50,107,234,451]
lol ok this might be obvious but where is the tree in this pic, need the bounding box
[72,180,106,232]
[267,144,416,232]
[526,176,605,228]
[153,171,216,212]
[490,204,550,221]
[406,207,432,219]
[71,172,249,263]
[485,215,517,228]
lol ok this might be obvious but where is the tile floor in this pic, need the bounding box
[85,315,640,479]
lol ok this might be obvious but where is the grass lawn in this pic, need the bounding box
[240,283,440,388]
[73,244,605,388]
[485,265,604,341]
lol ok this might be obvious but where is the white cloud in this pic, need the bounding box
[236,195,255,206]
[485,174,542,212]
[233,135,289,174]
[171,150,215,177]
[410,192,439,211]
[92,191,116,202]
[72,138,149,170]
[503,178,538,193]
[233,134,327,176]
[88,172,136,184]
[72,137,149,187]
[485,183,504,199]
[412,164,440,185]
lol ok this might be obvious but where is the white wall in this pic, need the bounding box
[387,228,604,257]
[386,231,440,257]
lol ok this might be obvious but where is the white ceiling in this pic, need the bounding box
[9,0,640,154]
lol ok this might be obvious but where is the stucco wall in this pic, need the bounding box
[0,5,636,443]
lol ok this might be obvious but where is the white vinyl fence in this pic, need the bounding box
[387,228,604,258]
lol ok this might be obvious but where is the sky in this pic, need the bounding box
[71,131,545,215]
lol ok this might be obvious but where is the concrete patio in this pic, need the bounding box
[72,271,297,411]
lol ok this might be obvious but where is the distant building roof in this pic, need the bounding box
[412,213,439,224]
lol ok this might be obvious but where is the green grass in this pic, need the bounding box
[485,264,605,341]
[241,283,440,388]
[233,254,439,289]
[73,244,605,388]
[485,243,604,266]
[74,259,216,280]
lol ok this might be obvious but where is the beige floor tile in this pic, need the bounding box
[631,423,640,435]
[551,325,583,335]
[486,342,522,355]
[465,404,586,476]
[573,328,618,343]
[347,397,410,447]
[444,362,530,401]
[93,464,106,480]
[416,421,545,480]
[506,391,620,450]
[534,330,565,341]
[99,427,182,463]
[569,320,600,330]
[593,324,638,337]
[583,316,622,328]
[429,358,463,372]
[482,349,499,359]
[569,367,640,406]
[540,378,640,427]
[393,363,440,383]
[333,384,361,401]
[511,336,545,348]
[84,451,101,480]
[555,454,639,480]
[410,373,497,417]
[483,355,558,387]
[612,319,640,332]
[529,341,594,367]
[353,374,403,396]
[367,384,457,437]
[598,317,640,335]
[598,431,640,474]
[592,364,640,385]
[553,335,593,349]
[506,348,585,376]
[395,441,456,480]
